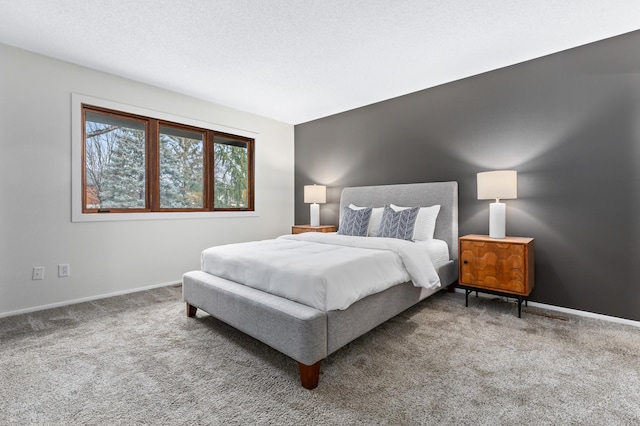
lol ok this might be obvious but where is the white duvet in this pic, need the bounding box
[200,232,442,312]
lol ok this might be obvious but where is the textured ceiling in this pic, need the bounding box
[1,1,640,124]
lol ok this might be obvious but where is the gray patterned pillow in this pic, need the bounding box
[338,206,372,237]
[378,205,420,240]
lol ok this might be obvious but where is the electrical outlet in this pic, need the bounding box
[58,264,70,278]
[32,267,45,280]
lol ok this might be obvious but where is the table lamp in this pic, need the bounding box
[477,171,517,239]
[304,184,326,227]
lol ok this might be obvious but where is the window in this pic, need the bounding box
[81,104,254,214]
[214,135,251,209]
[159,125,205,209]
[84,110,147,210]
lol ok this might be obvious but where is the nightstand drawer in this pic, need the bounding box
[460,241,526,293]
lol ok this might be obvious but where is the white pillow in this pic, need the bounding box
[389,204,441,241]
[348,204,384,237]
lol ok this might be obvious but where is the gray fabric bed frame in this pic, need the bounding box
[182,181,458,389]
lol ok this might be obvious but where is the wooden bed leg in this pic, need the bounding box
[186,303,197,317]
[298,361,322,390]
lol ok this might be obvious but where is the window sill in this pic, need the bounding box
[72,210,259,223]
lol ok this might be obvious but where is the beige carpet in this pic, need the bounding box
[1,285,639,425]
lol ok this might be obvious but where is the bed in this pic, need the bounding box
[182,181,458,389]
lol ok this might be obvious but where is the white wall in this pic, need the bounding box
[0,44,295,316]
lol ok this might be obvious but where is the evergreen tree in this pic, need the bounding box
[101,129,146,208]
[85,121,118,208]
[214,141,248,208]
[159,133,203,208]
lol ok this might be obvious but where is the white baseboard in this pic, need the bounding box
[0,281,181,319]
[3,283,638,330]
[454,288,640,328]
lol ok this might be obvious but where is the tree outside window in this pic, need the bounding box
[82,105,254,213]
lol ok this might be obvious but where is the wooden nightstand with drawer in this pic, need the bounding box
[458,234,534,317]
[292,225,337,234]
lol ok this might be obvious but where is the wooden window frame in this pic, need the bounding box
[210,131,255,212]
[81,104,255,214]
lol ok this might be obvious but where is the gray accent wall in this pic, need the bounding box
[294,30,640,321]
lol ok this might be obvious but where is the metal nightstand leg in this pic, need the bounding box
[517,296,523,318]
[464,289,478,307]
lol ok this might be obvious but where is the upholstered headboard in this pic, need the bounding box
[339,182,459,261]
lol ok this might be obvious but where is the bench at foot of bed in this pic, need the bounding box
[186,301,322,389]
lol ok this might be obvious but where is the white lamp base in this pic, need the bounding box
[310,203,320,227]
[489,202,506,239]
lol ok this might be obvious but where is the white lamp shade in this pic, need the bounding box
[304,185,326,204]
[477,170,517,201]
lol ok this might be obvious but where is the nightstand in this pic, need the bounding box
[292,225,337,234]
[458,234,534,318]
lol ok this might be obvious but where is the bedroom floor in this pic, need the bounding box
[1,285,638,425]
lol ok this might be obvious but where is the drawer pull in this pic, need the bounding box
[463,260,468,264]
